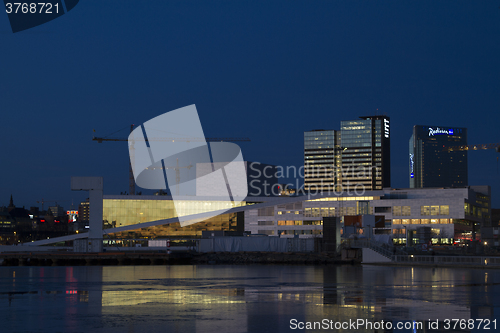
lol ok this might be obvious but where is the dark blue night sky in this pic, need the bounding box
[1,1,499,209]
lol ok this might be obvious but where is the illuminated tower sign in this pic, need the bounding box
[409,153,414,178]
[384,119,390,138]
[428,127,454,136]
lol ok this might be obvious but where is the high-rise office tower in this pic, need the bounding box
[304,130,341,192]
[304,115,390,193]
[409,125,467,188]
[340,115,391,191]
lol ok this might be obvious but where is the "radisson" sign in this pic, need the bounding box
[428,127,454,137]
[409,153,414,178]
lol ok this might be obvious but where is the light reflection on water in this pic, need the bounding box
[0,265,499,332]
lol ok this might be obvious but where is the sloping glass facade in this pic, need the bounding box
[102,197,246,238]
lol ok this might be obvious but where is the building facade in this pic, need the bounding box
[304,115,390,193]
[0,211,16,245]
[304,130,340,192]
[409,125,468,188]
[48,205,65,218]
[340,115,390,191]
[245,186,491,245]
[85,185,491,245]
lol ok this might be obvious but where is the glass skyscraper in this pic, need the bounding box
[304,115,391,193]
[304,130,341,192]
[409,125,468,188]
[340,115,391,191]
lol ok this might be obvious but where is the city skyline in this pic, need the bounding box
[2,115,498,211]
[1,2,499,331]
[1,1,499,208]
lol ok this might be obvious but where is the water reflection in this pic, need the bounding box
[0,265,499,332]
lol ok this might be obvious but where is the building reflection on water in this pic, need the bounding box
[1,265,499,332]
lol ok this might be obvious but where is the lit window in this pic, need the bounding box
[321,208,329,217]
[440,205,449,215]
[431,229,441,236]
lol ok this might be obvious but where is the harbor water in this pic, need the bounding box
[1,264,499,332]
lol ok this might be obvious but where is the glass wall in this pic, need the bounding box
[102,199,245,238]
[103,199,245,228]
[108,213,241,239]
[304,130,339,192]
[420,205,449,216]
[392,218,450,225]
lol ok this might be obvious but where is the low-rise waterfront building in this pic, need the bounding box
[245,186,491,245]
[0,211,16,245]
[97,186,490,246]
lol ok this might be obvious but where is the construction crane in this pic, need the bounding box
[93,125,250,195]
[443,143,500,173]
[443,143,500,153]
[146,158,193,195]
[36,199,68,211]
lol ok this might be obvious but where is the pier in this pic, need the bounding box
[0,251,193,266]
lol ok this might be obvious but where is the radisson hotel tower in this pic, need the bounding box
[409,125,468,188]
